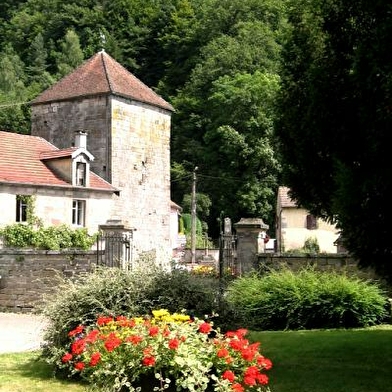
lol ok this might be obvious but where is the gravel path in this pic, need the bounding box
[0,312,48,353]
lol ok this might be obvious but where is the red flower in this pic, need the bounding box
[257,356,273,370]
[97,316,114,326]
[85,329,100,343]
[74,361,85,371]
[89,352,101,367]
[222,370,236,382]
[104,333,122,352]
[243,366,260,386]
[198,322,212,334]
[229,338,246,351]
[71,339,86,355]
[149,326,160,336]
[256,373,269,385]
[217,348,230,358]
[168,338,180,350]
[126,335,143,345]
[142,355,156,366]
[68,325,84,337]
[241,347,257,361]
[61,353,73,363]
[232,383,244,392]
[243,376,256,386]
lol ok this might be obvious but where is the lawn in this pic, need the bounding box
[250,325,392,392]
[1,326,392,392]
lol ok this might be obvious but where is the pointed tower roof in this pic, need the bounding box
[30,51,174,112]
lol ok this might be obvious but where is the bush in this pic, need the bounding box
[225,267,389,330]
[0,223,96,250]
[40,265,224,373]
[59,310,272,392]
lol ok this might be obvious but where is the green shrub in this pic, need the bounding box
[0,223,96,250]
[225,267,389,330]
[39,265,224,373]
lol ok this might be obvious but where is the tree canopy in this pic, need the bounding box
[276,0,392,279]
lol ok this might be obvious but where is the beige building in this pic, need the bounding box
[0,130,117,234]
[30,50,175,263]
[276,186,339,253]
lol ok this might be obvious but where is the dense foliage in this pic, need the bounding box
[276,0,392,279]
[0,223,96,250]
[226,268,389,330]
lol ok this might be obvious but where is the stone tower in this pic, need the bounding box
[30,50,174,264]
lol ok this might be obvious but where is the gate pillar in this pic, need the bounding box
[234,218,269,275]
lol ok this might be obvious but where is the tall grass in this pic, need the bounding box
[226,267,389,330]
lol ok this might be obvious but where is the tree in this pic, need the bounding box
[26,33,55,93]
[171,14,284,237]
[276,0,392,280]
[0,44,30,134]
[56,29,84,78]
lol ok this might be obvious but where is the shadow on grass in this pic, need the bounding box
[9,352,87,388]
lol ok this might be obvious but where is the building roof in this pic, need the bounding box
[0,131,117,192]
[278,186,298,208]
[30,51,174,112]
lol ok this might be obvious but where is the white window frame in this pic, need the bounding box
[76,162,87,186]
[16,195,29,223]
[72,199,86,226]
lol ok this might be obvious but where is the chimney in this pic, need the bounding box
[75,130,87,149]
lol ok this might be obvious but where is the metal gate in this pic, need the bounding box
[97,232,134,269]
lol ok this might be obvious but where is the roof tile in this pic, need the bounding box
[0,130,116,192]
[30,51,174,112]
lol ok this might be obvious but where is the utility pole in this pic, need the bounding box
[191,166,198,265]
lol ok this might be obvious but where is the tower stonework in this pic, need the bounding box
[30,51,174,264]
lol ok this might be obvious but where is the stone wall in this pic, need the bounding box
[257,253,378,280]
[0,249,97,312]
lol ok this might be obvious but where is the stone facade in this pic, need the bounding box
[31,69,173,264]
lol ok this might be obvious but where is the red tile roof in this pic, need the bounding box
[278,186,298,208]
[0,131,117,192]
[30,50,174,112]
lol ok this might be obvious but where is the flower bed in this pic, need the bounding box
[60,309,272,391]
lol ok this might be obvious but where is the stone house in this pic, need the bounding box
[29,50,175,263]
[276,186,339,253]
[0,130,118,233]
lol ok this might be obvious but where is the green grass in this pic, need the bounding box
[249,325,392,392]
[0,351,86,392]
[1,326,392,392]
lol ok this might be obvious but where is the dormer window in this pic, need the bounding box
[76,162,87,186]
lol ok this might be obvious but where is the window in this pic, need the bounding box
[16,195,30,222]
[306,214,318,230]
[76,162,87,186]
[72,200,85,226]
